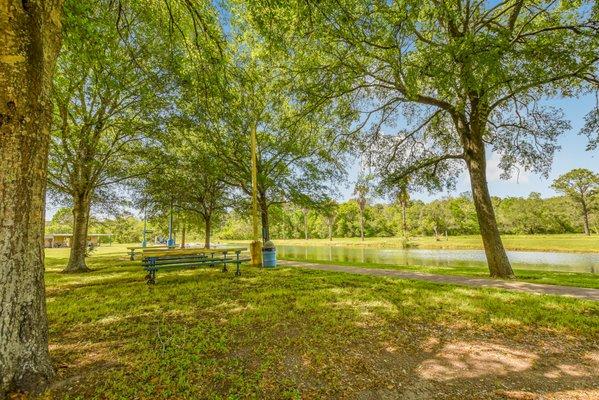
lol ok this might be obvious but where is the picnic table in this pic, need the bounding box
[126,245,170,261]
[141,246,250,284]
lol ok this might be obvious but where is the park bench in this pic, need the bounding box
[126,245,170,261]
[141,247,250,284]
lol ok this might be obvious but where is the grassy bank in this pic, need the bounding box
[266,234,599,253]
[41,245,599,399]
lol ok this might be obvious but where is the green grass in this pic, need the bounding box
[42,245,599,399]
[269,234,599,253]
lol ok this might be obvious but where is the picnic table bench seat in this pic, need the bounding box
[141,247,250,284]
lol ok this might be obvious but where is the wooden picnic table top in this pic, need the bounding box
[127,245,170,250]
[141,247,248,258]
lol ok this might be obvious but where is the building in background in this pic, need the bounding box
[44,233,112,248]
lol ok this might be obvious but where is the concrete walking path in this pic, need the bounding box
[278,260,599,301]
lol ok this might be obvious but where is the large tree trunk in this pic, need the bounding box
[0,0,63,395]
[204,218,211,249]
[464,136,514,278]
[64,192,91,273]
[260,200,270,242]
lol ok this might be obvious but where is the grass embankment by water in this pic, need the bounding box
[42,245,598,399]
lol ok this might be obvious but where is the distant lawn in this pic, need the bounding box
[268,234,599,253]
[42,245,599,399]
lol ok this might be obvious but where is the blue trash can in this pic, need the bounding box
[262,249,276,268]
[262,240,277,268]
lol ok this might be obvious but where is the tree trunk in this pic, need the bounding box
[581,200,590,236]
[401,201,407,236]
[359,206,365,241]
[259,199,270,242]
[327,216,334,241]
[465,137,514,278]
[303,209,308,240]
[0,0,63,395]
[204,218,211,249]
[64,192,91,273]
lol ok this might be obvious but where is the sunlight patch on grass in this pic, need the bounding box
[544,363,595,379]
[498,389,599,399]
[212,300,256,314]
[418,341,538,381]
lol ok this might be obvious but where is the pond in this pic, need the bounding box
[276,245,599,274]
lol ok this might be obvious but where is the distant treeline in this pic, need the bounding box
[219,192,598,240]
[46,192,597,244]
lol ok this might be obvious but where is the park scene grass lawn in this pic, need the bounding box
[41,245,599,399]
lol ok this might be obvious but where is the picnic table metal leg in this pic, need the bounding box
[235,251,241,276]
[145,257,157,284]
[222,251,228,272]
[130,251,135,261]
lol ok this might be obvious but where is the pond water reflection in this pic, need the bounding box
[276,245,599,274]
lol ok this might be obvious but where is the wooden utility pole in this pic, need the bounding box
[250,123,262,266]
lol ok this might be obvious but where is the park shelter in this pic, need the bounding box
[44,233,112,248]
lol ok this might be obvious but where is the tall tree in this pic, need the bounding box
[48,0,165,272]
[552,168,599,236]
[181,66,348,242]
[320,199,339,241]
[246,0,598,277]
[0,0,224,393]
[354,175,373,241]
[396,181,410,237]
[0,0,63,394]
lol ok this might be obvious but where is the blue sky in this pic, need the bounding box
[338,94,598,202]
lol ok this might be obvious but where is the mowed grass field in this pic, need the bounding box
[270,234,599,253]
[41,245,599,399]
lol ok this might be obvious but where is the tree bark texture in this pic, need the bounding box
[463,134,515,278]
[64,192,91,272]
[581,200,590,236]
[260,199,269,242]
[0,0,63,395]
